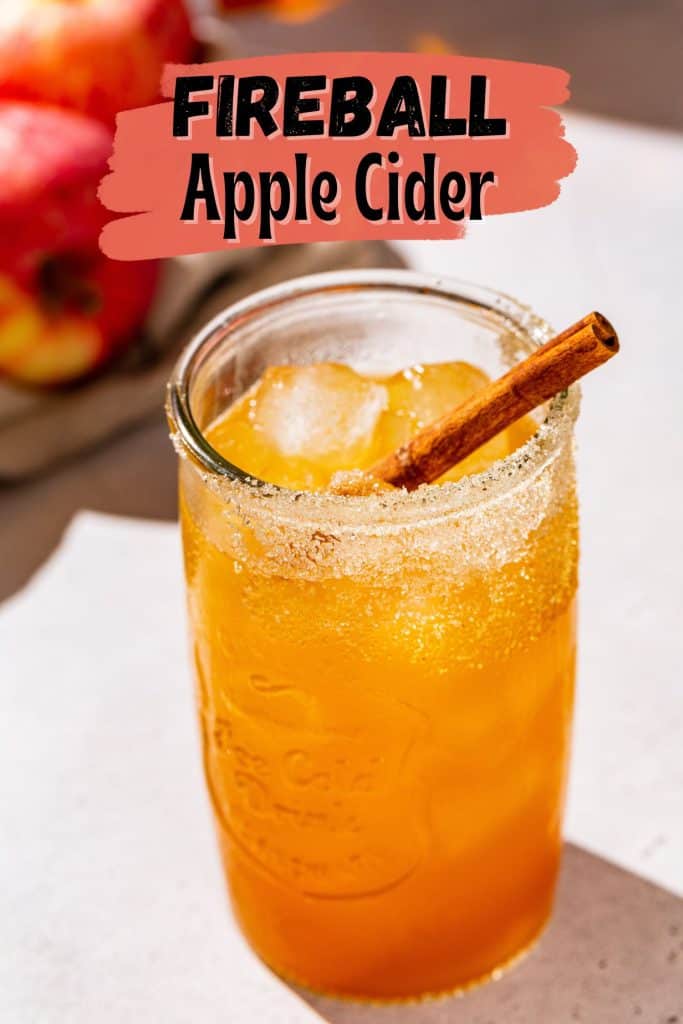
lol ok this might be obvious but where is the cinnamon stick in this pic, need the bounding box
[335,311,618,494]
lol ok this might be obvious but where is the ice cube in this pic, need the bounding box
[206,364,388,489]
[380,361,491,442]
[253,364,387,462]
[205,360,536,492]
[375,361,530,483]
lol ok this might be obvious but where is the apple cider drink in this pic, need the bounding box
[168,272,579,1000]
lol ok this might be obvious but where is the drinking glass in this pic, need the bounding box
[167,270,579,1000]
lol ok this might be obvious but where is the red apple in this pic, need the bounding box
[0,101,159,385]
[0,0,197,128]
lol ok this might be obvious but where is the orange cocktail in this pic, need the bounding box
[168,271,579,1000]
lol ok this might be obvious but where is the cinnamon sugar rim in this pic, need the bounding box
[167,269,579,532]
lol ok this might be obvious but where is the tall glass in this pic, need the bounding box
[167,271,579,1000]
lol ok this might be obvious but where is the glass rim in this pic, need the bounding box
[167,268,579,527]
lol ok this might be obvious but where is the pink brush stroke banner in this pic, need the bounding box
[99,52,576,260]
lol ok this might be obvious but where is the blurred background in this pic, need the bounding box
[1,5,682,1017]
[0,0,681,601]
